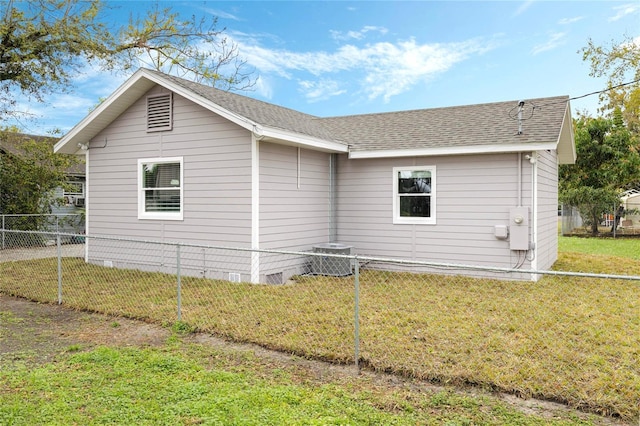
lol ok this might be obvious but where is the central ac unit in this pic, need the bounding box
[311,243,352,276]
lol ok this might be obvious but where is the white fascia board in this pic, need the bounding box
[146,76,260,133]
[151,77,348,153]
[348,142,558,159]
[259,127,349,153]
[55,68,348,156]
[138,72,349,153]
[55,68,256,154]
[55,69,155,154]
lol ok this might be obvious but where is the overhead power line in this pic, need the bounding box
[509,78,640,119]
[568,78,640,102]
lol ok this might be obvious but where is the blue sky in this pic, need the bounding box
[12,1,640,135]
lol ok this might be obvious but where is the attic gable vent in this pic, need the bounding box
[147,93,173,132]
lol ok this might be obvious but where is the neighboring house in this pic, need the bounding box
[620,187,640,230]
[0,132,86,219]
[54,68,575,282]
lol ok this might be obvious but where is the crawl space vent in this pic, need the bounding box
[147,93,173,132]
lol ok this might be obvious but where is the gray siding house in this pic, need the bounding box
[55,68,575,282]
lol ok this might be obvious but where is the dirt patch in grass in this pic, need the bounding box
[0,294,630,425]
[0,294,169,365]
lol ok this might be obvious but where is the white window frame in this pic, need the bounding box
[392,165,436,225]
[137,157,184,220]
[63,181,85,197]
[62,181,85,206]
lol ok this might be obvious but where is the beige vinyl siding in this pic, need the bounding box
[87,85,252,274]
[534,149,559,270]
[260,143,330,250]
[337,153,534,269]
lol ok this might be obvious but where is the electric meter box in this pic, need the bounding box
[509,207,530,250]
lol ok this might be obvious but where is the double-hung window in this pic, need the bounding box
[393,166,436,224]
[63,181,85,206]
[138,157,183,220]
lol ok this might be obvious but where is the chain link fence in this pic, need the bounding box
[561,203,640,236]
[1,229,639,420]
[1,214,84,249]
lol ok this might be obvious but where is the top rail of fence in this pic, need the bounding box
[3,229,640,282]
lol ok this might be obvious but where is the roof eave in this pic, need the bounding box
[348,142,559,159]
[55,69,155,154]
[55,69,263,155]
[258,127,348,153]
[55,69,347,155]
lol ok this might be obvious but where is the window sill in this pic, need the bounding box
[138,213,184,221]
[393,218,436,225]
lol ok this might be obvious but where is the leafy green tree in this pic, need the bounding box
[0,129,77,226]
[560,115,640,235]
[0,0,254,119]
[581,35,640,133]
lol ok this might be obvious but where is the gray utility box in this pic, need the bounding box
[311,243,353,276]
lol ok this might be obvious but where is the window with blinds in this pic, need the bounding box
[147,93,173,132]
[138,157,183,220]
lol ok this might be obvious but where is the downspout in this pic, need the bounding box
[84,148,89,263]
[329,153,337,243]
[251,128,262,283]
[530,153,537,270]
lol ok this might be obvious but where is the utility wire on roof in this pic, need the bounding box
[519,78,640,111]
[507,78,640,130]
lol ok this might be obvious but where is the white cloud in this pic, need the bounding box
[200,7,241,21]
[253,76,274,100]
[50,94,95,112]
[608,3,639,22]
[513,0,535,17]
[330,26,389,41]
[72,65,128,100]
[234,35,497,103]
[558,16,584,25]
[532,32,566,55]
[298,79,346,102]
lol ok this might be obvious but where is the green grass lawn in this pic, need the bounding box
[1,238,639,423]
[558,235,640,260]
[3,342,604,426]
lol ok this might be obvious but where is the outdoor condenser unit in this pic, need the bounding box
[311,243,352,276]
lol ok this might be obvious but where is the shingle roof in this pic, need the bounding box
[148,70,568,153]
[56,68,572,160]
[147,69,337,141]
[321,96,569,152]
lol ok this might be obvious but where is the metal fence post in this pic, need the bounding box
[354,256,360,372]
[177,243,182,321]
[57,233,62,305]
[1,215,4,250]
